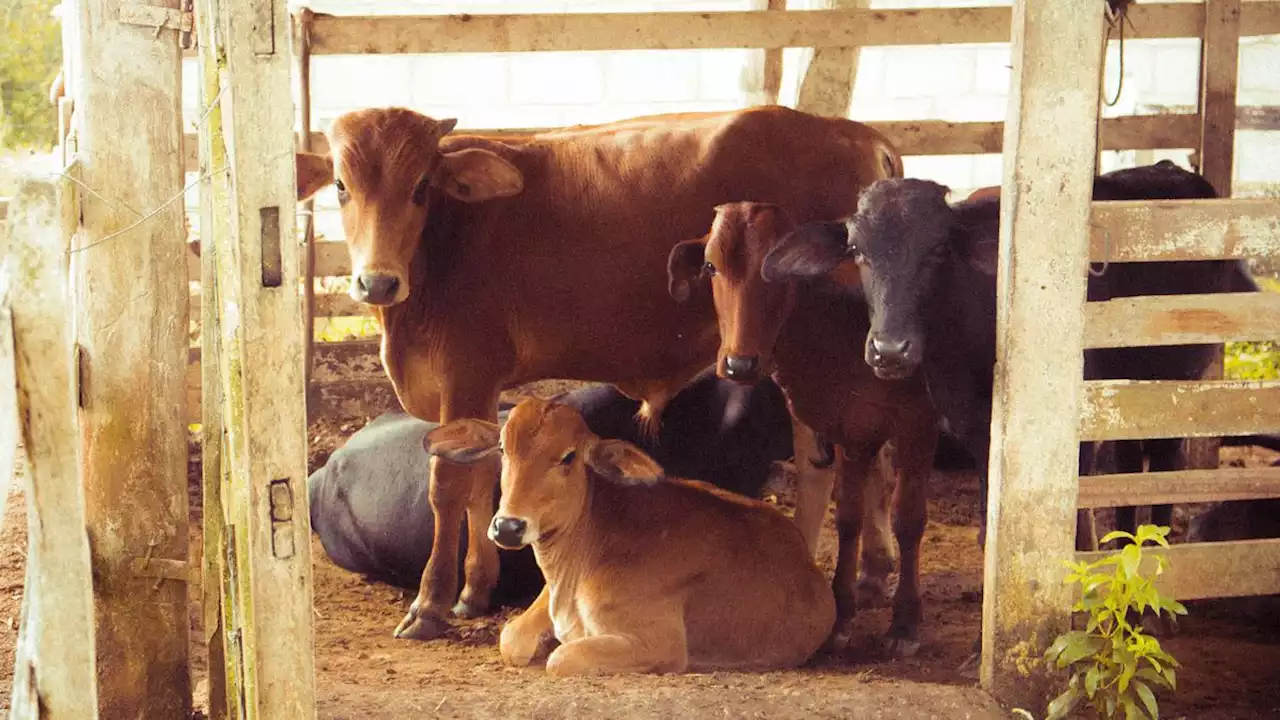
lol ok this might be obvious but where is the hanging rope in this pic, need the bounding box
[1102,0,1137,107]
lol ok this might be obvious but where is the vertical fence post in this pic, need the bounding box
[980,0,1106,712]
[68,0,192,716]
[1187,0,1242,475]
[795,0,870,118]
[6,177,100,720]
[199,0,318,713]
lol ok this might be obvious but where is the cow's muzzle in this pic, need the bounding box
[489,515,531,549]
[865,333,921,380]
[352,271,402,306]
[722,354,762,384]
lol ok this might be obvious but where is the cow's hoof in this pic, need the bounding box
[393,608,451,641]
[881,633,920,659]
[822,619,855,655]
[855,575,892,608]
[452,600,487,619]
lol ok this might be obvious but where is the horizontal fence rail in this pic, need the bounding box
[301,3,1280,55]
[1078,466,1280,508]
[1074,538,1280,600]
[182,114,1200,173]
[1083,291,1280,349]
[1089,198,1280,262]
[1080,379,1280,441]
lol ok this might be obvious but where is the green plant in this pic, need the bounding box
[1044,524,1187,720]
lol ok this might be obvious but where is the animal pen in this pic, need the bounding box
[1,0,1278,717]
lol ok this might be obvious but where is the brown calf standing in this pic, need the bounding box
[668,202,938,657]
[423,398,835,676]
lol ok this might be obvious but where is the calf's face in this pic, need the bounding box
[667,203,799,385]
[764,179,994,379]
[293,108,525,306]
[423,399,665,550]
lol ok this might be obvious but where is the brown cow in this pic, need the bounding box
[422,398,836,675]
[293,106,901,640]
[667,202,938,657]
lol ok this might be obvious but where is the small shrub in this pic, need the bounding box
[1044,525,1187,720]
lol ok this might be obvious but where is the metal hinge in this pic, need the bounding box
[118,5,194,39]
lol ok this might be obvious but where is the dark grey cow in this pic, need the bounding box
[763,161,1259,547]
[307,368,794,602]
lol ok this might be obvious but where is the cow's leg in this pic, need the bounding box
[395,382,501,640]
[545,622,688,677]
[499,585,558,667]
[791,417,836,558]
[884,418,936,658]
[855,445,897,608]
[826,441,878,653]
[1110,439,1146,538]
[1145,438,1180,529]
[1075,442,1103,552]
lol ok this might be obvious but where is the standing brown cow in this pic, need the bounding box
[293,106,901,640]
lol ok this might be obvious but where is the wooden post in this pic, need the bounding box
[296,8,317,396]
[794,0,870,118]
[196,0,232,714]
[6,177,100,720]
[981,0,1106,711]
[1187,0,1242,475]
[742,0,784,105]
[68,0,192,716]
[0,194,15,537]
[200,0,318,712]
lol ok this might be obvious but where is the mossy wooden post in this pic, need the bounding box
[980,0,1106,712]
[6,177,100,719]
[200,0,318,713]
[195,0,233,714]
[68,0,192,716]
[1186,0,1242,475]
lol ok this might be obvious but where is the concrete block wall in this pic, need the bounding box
[180,0,1280,231]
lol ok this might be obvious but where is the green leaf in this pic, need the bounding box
[1045,685,1082,720]
[1134,524,1171,548]
[1121,694,1151,720]
[1136,667,1172,690]
[1056,632,1106,668]
[1085,664,1102,698]
[1120,543,1143,578]
[1118,660,1136,693]
[1101,529,1137,546]
[1133,678,1159,719]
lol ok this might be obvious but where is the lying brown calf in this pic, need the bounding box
[424,397,835,676]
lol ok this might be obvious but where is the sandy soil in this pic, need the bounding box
[0,409,1277,718]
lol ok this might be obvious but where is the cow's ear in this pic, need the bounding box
[667,239,707,303]
[433,148,525,203]
[761,221,849,282]
[957,234,999,277]
[296,152,334,202]
[586,439,664,486]
[424,419,501,464]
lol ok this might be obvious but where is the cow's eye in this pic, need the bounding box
[559,450,576,466]
[412,176,430,206]
[334,178,349,205]
[703,262,717,277]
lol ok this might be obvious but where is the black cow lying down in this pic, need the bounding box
[307,369,794,604]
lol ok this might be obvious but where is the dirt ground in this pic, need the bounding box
[0,393,1278,718]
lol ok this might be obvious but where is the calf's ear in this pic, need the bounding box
[761,221,850,282]
[424,419,502,464]
[586,440,664,486]
[433,148,525,202]
[666,238,708,304]
[296,152,334,202]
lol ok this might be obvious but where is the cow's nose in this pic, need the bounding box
[489,516,529,548]
[869,335,911,363]
[353,272,401,305]
[723,354,761,383]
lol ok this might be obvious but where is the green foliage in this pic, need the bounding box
[1045,525,1187,720]
[0,0,62,149]
[1226,341,1280,381]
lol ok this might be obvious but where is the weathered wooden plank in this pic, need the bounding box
[1081,379,1280,441]
[1083,291,1280,349]
[180,114,1203,173]
[208,0,318,711]
[297,7,318,393]
[1089,198,1280,262]
[6,177,100,719]
[1078,466,1280,508]
[979,0,1105,708]
[194,0,231,712]
[69,0,192,713]
[0,197,15,535]
[793,0,868,119]
[306,3,1280,55]
[1075,538,1280,600]
[1199,0,1243,197]
[0,198,8,222]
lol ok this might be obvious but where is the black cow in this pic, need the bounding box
[763,160,1259,549]
[307,368,795,602]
